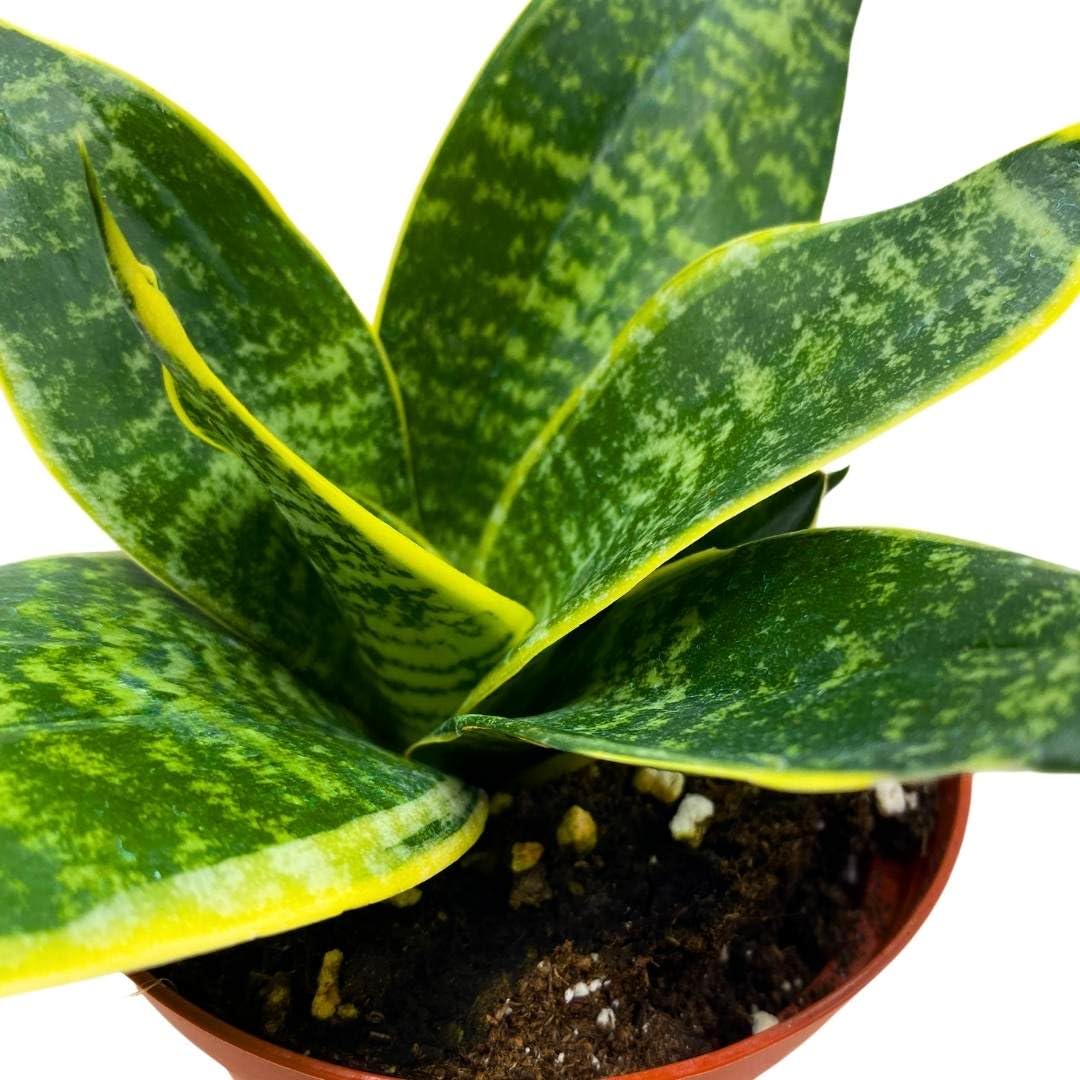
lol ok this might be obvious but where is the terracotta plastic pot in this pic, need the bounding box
[132,775,970,1080]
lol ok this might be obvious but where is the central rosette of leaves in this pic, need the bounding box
[1,2,1079,1000]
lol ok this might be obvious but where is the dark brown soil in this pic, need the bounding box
[159,763,935,1079]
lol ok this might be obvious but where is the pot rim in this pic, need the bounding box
[131,774,971,1080]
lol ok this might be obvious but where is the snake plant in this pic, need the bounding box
[2,0,1080,1000]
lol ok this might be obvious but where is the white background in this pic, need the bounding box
[1,1,1078,1077]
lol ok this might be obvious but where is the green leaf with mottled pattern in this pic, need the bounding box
[9,3,1080,1006]
[0,554,485,997]
[378,0,862,564]
[0,23,415,711]
[82,153,534,746]
[462,126,1080,712]
[476,469,844,722]
[416,530,1080,791]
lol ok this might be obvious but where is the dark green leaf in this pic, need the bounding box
[0,554,484,996]
[0,23,414,708]
[418,530,1080,790]
[82,153,534,745]
[464,127,1080,711]
[675,469,840,559]
[379,0,862,563]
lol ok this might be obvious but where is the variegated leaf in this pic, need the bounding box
[0,554,484,996]
[0,23,414,707]
[477,470,843,720]
[379,0,862,564]
[84,154,533,744]
[464,127,1080,711]
[417,530,1080,791]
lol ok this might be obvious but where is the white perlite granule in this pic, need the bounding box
[751,1009,779,1034]
[564,978,605,1003]
[669,793,716,846]
[874,780,919,817]
[596,1007,616,1031]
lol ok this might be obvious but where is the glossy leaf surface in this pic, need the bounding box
[379,0,862,563]
[84,159,533,744]
[0,555,484,996]
[419,531,1080,791]
[0,24,413,704]
[464,128,1080,711]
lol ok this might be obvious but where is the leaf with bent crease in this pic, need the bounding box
[461,127,1080,712]
[0,23,413,709]
[416,530,1080,791]
[379,0,862,564]
[0,554,484,997]
[84,153,534,745]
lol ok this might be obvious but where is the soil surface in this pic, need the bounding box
[160,763,935,1079]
